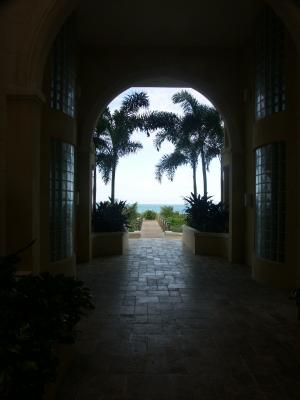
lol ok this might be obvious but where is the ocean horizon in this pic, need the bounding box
[135,203,186,214]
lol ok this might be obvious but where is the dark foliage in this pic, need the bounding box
[0,247,94,400]
[184,193,228,233]
[92,199,128,232]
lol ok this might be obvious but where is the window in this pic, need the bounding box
[49,139,75,262]
[50,20,76,118]
[255,142,286,262]
[255,7,286,120]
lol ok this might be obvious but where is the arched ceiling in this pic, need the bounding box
[77,0,263,47]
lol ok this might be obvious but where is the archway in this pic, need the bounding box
[76,72,244,264]
[1,0,299,93]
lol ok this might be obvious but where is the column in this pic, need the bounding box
[229,152,245,263]
[6,92,43,273]
[76,144,92,262]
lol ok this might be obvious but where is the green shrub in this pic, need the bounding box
[92,199,128,232]
[159,205,174,219]
[125,203,142,231]
[143,210,157,220]
[184,193,228,233]
[166,214,186,232]
[0,248,94,400]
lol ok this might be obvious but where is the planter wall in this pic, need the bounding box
[128,231,141,238]
[44,344,73,400]
[182,225,228,259]
[92,231,128,257]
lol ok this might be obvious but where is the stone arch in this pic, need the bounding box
[76,61,244,262]
[2,0,298,93]
[78,61,243,154]
[82,79,239,151]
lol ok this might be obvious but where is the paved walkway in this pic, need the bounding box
[58,239,300,400]
[141,220,164,238]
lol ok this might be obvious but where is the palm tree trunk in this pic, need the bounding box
[192,162,197,197]
[93,165,97,213]
[200,150,207,196]
[111,162,116,203]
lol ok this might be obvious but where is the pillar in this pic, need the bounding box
[76,144,92,262]
[229,152,245,263]
[5,91,43,273]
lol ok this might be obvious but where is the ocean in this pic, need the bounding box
[136,204,186,214]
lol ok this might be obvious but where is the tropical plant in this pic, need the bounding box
[173,91,224,195]
[125,202,142,232]
[94,92,150,203]
[92,199,128,232]
[166,214,186,232]
[184,193,228,233]
[0,248,94,400]
[143,210,157,220]
[146,91,223,196]
[159,205,175,219]
[159,206,186,232]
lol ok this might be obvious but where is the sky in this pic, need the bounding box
[96,87,221,205]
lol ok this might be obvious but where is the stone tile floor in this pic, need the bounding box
[57,239,300,400]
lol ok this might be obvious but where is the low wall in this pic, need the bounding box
[48,255,76,276]
[182,225,228,259]
[44,344,73,400]
[252,255,296,288]
[92,231,128,257]
[128,231,141,238]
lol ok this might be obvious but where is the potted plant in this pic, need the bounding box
[182,193,229,258]
[92,199,129,256]
[0,247,94,400]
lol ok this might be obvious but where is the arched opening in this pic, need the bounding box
[95,87,223,203]
[90,86,227,255]
[81,80,239,262]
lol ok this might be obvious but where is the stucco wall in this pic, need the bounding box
[243,32,300,287]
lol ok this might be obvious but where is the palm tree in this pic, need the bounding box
[153,113,202,196]
[147,91,223,196]
[172,90,223,195]
[94,92,149,203]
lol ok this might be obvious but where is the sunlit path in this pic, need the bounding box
[141,220,164,238]
[57,239,299,400]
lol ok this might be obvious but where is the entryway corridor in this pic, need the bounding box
[57,239,300,400]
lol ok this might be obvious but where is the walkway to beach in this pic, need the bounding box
[140,220,164,238]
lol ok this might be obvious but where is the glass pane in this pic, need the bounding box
[255,7,286,120]
[50,19,76,118]
[255,142,286,262]
[49,139,75,262]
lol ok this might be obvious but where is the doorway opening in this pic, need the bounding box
[91,86,228,255]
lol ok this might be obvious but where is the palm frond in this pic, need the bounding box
[172,90,201,114]
[95,107,112,135]
[155,151,187,182]
[120,92,149,115]
[96,153,114,184]
[118,141,143,157]
[145,111,179,131]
